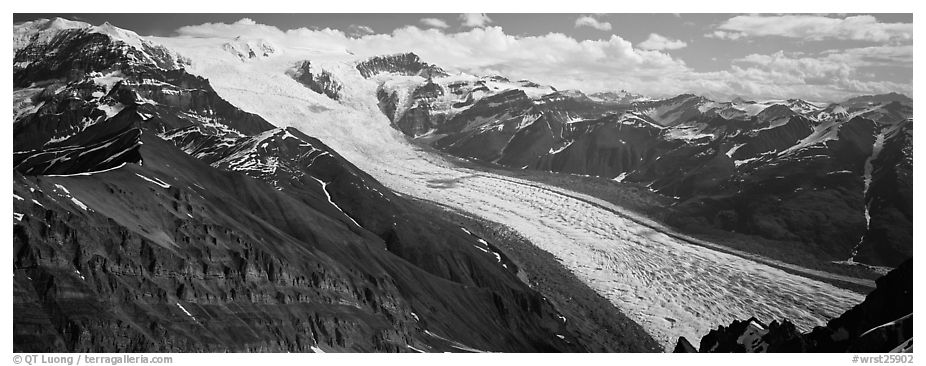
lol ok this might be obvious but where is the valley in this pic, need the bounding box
[152,42,868,349]
[12,17,912,353]
[443,150,885,290]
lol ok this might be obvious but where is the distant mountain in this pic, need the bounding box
[842,92,913,108]
[588,90,650,104]
[368,53,912,268]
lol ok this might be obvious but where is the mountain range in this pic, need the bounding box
[373,54,912,268]
[12,18,913,353]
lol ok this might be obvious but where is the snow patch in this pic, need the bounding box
[97,103,125,119]
[406,344,426,353]
[176,302,197,322]
[726,143,746,158]
[53,184,90,211]
[423,330,488,353]
[310,176,361,228]
[135,173,172,188]
[45,162,128,177]
[848,131,887,262]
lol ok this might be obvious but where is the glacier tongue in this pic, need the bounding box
[155,34,864,350]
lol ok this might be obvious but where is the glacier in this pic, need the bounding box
[151,33,864,350]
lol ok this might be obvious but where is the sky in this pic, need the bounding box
[13,13,914,102]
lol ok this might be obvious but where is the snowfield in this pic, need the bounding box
[154,35,864,350]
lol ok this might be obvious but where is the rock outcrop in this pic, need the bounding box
[290,61,342,101]
[356,53,447,79]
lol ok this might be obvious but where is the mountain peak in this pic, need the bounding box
[588,90,649,104]
[356,52,447,79]
[221,37,279,60]
[842,92,913,108]
[14,17,156,53]
[730,96,750,104]
[14,17,91,52]
[46,17,92,30]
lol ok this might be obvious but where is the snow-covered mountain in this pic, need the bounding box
[588,90,651,104]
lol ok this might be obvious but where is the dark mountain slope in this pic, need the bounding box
[855,120,913,267]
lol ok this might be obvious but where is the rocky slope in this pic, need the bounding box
[370,54,912,268]
[288,60,342,101]
[356,53,448,80]
[13,18,628,353]
[674,258,912,353]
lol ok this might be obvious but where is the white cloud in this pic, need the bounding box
[420,18,449,29]
[459,13,492,28]
[638,33,687,50]
[725,47,912,100]
[712,14,912,43]
[346,24,375,37]
[738,46,912,71]
[823,45,913,67]
[574,16,612,31]
[169,19,911,103]
[175,19,285,39]
[705,30,744,40]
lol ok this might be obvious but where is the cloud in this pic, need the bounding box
[346,24,375,37]
[738,45,912,70]
[175,18,285,39]
[824,45,913,67]
[574,16,612,31]
[459,13,492,28]
[638,33,687,50]
[169,19,911,102]
[705,30,744,40]
[725,46,912,100]
[711,14,912,43]
[420,18,449,29]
